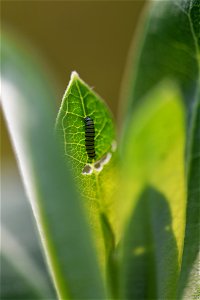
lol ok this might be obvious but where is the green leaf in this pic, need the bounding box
[120,0,200,297]
[56,71,116,166]
[1,226,52,299]
[178,91,200,299]
[121,0,199,156]
[119,82,186,299]
[56,72,118,284]
[1,165,55,299]
[1,34,107,299]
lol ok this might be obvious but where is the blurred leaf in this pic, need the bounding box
[178,92,200,299]
[119,82,186,299]
[1,34,106,299]
[56,73,118,284]
[120,0,200,297]
[1,164,56,299]
[121,0,199,155]
[121,187,179,300]
[1,227,52,299]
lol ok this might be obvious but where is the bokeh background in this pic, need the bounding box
[1,0,145,297]
[2,0,146,160]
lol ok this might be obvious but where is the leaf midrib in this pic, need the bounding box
[75,79,87,117]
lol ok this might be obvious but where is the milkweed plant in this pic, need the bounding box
[1,0,199,299]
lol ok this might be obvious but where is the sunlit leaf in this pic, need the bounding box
[119,82,186,299]
[56,72,118,288]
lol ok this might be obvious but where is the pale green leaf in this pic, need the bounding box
[119,82,186,299]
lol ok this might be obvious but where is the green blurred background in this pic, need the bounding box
[1,1,145,297]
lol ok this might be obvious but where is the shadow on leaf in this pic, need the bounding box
[121,186,179,299]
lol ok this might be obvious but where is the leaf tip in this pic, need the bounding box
[70,71,80,80]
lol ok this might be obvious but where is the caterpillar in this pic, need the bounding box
[84,116,96,159]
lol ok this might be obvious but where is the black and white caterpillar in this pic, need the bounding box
[84,116,96,159]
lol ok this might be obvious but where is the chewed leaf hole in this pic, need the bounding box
[94,162,103,172]
[82,152,113,175]
[99,152,112,166]
[82,164,93,175]
[94,152,112,173]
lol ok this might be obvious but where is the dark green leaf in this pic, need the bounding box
[178,90,200,299]
[121,0,199,154]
